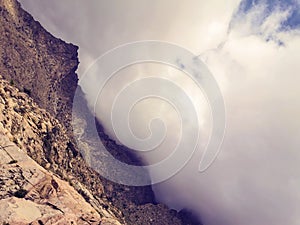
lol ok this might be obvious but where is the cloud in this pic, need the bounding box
[151,2,300,225]
[19,0,300,225]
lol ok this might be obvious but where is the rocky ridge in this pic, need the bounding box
[0,0,78,134]
[0,0,202,224]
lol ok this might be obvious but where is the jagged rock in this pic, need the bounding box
[0,77,124,221]
[0,134,121,225]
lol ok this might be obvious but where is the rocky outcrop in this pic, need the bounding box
[0,134,121,225]
[0,77,125,222]
[0,0,202,224]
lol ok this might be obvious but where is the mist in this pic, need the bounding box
[19,0,300,225]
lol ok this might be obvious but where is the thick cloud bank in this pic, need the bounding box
[20,0,300,224]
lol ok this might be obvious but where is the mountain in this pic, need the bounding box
[0,0,202,224]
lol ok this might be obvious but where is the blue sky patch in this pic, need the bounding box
[236,0,300,30]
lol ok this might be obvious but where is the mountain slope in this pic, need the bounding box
[0,0,202,224]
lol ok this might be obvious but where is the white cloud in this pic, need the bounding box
[152,4,300,225]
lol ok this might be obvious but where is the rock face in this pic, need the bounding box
[0,135,121,225]
[0,0,78,133]
[0,0,202,224]
[0,77,124,224]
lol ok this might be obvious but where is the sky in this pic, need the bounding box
[19,0,300,225]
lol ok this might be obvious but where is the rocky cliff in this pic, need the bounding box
[0,0,202,224]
